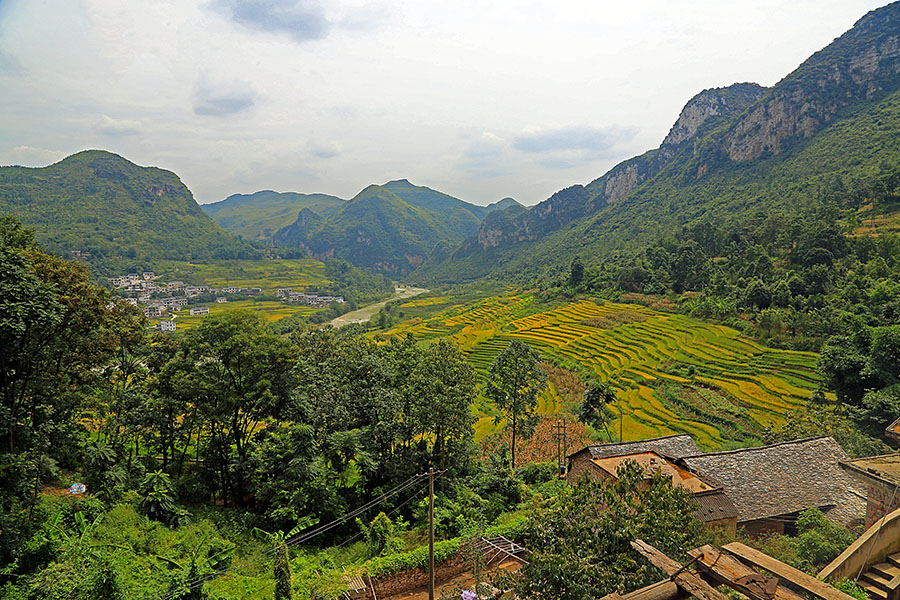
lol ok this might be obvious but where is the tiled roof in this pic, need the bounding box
[569,434,701,461]
[680,437,865,523]
[694,490,739,522]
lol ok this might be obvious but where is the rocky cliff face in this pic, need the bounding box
[714,4,900,164]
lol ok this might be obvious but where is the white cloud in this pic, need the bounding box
[94,115,142,135]
[0,0,891,205]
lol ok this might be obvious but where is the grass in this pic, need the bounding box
[381,293,823,451]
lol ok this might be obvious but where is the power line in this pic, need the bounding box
[156,474,425,600]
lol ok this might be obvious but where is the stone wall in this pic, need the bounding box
[865,481,900,527]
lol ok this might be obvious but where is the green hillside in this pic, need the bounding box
[273,180,497,275]
[202,189,345,240]
[414,2,900,285]
[0,150,255,273]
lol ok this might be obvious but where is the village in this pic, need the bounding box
[106,271,344,331]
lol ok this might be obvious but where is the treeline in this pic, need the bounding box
[0,216,478,596]
[556,164,900,350]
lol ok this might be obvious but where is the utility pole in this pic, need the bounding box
[418,468,446,600]
[552,420,568,475]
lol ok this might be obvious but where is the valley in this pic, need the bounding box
[380,293,821,449]
[4,3,900,600]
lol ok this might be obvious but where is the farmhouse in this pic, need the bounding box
[220,286,240,293]
[157,320,176,332]
[215,297,227,303]
[567,435,737,532]
[189,306,210,316]
[144,304,167,318]
[680,437,866,535]
[839,454,900,527]
[568,435,865,535]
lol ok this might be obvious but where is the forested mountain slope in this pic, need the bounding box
[203,190,346,241]
[0,150,255,271]
[415,1,900,284]
[273,179,514,275]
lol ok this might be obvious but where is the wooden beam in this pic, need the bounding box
[599,581,683,600]
[630,540,730,600]
[687,545,806,600]
[723,543,857,600]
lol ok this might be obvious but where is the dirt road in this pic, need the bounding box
[330,286,428,328]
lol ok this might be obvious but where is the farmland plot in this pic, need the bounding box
[383,295,821,449]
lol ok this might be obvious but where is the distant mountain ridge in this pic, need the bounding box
[202,190,345,240]
[0,150,254,272]
[414,1,900,284]
[272,179,522,275]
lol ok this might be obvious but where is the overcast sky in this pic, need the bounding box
[0,0,890,206]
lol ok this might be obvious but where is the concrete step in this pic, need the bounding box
[862,571,893,592]
[859,581,888,600]
[872,562,900,580]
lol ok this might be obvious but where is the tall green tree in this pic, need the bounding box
[579,383,617,441]
[508,460,701,600]
[485,339,547,469]
[161,310,296,506]
[408,338,477,469]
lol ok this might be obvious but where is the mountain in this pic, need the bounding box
[202,190,345,240]
[415,2,900,284]
[272,179,497,275]
[0,150,255,271]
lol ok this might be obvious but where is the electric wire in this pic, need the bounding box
[154,473,426,600]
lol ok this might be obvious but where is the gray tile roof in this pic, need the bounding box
[694,490,739,522]
[569,434,701,461]
[680,437,865,524]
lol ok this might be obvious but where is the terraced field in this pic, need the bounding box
[170,300,320,330]
[383,295,823,449]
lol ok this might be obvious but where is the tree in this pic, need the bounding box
[507,460,701,600]
[162,310,296,506]
[408,339,477,469]
[569,256,585,289]
[485,340,547,469]
[579,383,617,441]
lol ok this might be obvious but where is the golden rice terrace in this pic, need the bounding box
[382,295,824,450]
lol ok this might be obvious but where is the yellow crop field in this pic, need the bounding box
[169,300,320,330]
[383,294,822,450]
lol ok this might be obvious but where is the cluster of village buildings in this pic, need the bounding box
[106,272,343,332]
[276,288,346,307]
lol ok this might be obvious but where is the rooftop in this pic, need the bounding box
[680,437,864,523]
[840,453,900,486]
[569,434,701,461]
[591,451,716,494]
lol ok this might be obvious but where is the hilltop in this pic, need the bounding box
[202,189,346,241]
[0,150,256,272]
[272,179,520,275]
[415,1,900,284]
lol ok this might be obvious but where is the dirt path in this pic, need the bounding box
[330,286,428,328]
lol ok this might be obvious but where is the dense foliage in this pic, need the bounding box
[507,461,701,600]
[0,151,257,276]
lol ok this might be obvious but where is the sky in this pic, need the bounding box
[0,0,891,206]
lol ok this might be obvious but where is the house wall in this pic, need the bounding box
[739,517,784,537]
[350,553,471,600]
[865,481,900,528]
[704,517,737,537]
[566,454,615,485]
